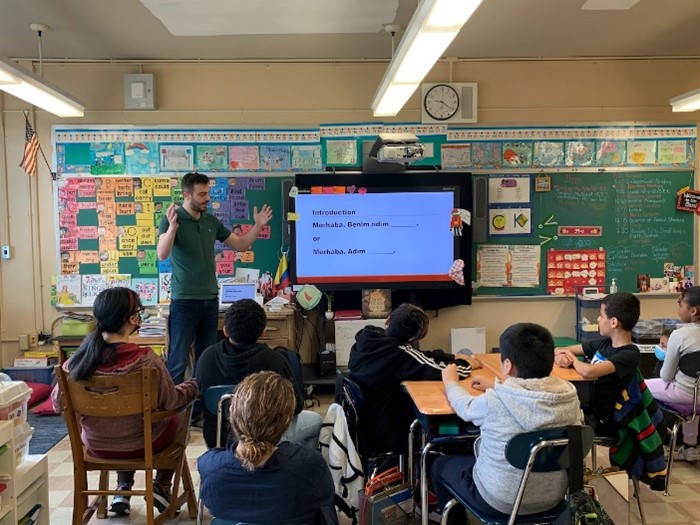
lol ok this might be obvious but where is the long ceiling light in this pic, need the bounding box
[371,0,483,117]
[670,88,700,113]
[0,55,84,117]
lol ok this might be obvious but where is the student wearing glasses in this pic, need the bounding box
[51,287,198,517]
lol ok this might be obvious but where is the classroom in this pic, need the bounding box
[0,1,699,524]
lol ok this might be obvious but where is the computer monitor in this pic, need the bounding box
[219,282,257,310]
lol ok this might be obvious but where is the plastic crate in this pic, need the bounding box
[0,381,31,427]
[13,422,33,466]
[3,366,54,385]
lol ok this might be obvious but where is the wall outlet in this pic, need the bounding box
[28,334,38,347]
[1,245,11,259]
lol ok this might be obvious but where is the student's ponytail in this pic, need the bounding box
[67,287,139,381]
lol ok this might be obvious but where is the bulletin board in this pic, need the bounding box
[473,170,695,296]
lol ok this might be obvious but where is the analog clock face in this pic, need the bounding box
[424,84,459,121]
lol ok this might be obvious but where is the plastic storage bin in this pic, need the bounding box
[632,319,663,344]
[13,421,33,466]
[0,381,31,427]
[3,365,54,385]
[60,318,95,336]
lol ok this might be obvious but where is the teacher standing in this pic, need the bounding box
[157,172,273,384]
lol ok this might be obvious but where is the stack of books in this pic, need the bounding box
[138,317,167,338]
[14,349,58,368]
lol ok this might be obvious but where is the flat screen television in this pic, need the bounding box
[290,172,472,307]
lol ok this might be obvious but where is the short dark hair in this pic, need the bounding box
[680,285,700,309]
[601,292,640,331]
[182,172,210,194]
[386,303,429,343]
[499,323,554,379]
[224,299,266,344]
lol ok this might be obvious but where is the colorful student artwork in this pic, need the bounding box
[228,146,261,170]
[596,141,626,166]
[565,141,595,166]
[657,140,690,165]
[325,140,358,166]
[291,145,322,171]
[441,143,471,168]
[627,140,657,165]
[125,142,159,175]
[260,145,291,171]
[158,273,172,304]
[90,143,125,175]
[533,141,565,167]
[471,142,502,168]
[502,142,532,167]
[195,145,228,172]
[160,145,194,172]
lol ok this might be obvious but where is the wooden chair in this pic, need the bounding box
[55,365,198,525]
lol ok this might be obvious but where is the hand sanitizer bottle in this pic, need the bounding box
[610,278,618,294]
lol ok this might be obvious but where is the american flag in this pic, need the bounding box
[20,118,40,177]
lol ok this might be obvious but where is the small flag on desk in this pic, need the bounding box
[20,117,40,177]
[273,252,290,293]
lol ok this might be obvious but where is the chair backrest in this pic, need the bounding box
[505,425,594,472]
[679,352,700,379]
[274,347,305,395]
[203,384,237,448]
[54,365,160,469]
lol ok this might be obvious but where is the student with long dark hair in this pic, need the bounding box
[51,287,197,516]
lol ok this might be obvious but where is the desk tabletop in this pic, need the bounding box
[403,366,497,416]
[477,353,589,383]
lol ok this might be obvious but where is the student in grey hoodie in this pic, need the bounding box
[431,323,582,524]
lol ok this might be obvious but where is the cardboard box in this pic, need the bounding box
[13,354,58,368]
[449,327,486,355]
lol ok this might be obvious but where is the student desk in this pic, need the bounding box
[403,369,497,525]
[477,353,594,408]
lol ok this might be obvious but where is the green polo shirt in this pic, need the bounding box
[158,207,231,300]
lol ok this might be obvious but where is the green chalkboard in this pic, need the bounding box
[473,171,695,295]
[56,174,290,302]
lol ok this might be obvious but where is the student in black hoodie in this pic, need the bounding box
[348,303,474,455]
[195,299,322,449]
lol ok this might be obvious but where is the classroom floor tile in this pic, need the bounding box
[43,387,700,524]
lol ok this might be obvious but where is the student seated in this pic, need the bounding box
[348,303,475,456]
[431,323,582,524]
[195,298,321,449]
[51,287,197,516]
[646,286,700,462]
[651,327,674,378]
[554,291,641,437]
[198,371,339,524]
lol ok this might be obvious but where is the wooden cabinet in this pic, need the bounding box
[0,421,49,525]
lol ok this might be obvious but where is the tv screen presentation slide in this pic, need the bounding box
[294,191,456,283]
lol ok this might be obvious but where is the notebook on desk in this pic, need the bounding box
[218,282,257,311]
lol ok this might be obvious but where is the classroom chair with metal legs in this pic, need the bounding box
[655,353,700,496]
[440,425,594,525]
[197,384,236,525]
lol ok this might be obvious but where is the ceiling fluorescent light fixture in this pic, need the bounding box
[670,88,700,113]
[0,55,84,117]
[371,0,483,117]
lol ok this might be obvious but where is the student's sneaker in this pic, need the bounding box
[151,480,171,513]
[108,484,132,515]
[675,444,700,462]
